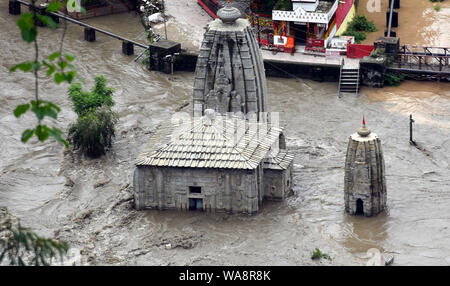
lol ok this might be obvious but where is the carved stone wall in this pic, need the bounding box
[344,130,387,216]
[193,15,268,118]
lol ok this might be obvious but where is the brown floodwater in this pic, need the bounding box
[358,0,450,46]
[1,0,450,265]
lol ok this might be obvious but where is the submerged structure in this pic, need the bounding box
[193,4,268,118]
[133,4,294,214]
[134,111,293,213]
[344,118,387,216]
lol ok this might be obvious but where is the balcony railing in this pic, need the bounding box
[272,0,338,25]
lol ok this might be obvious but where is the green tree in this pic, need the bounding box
[68,76,118,158]
[0,218,68,266]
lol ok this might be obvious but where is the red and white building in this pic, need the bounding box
[271,0,356,52]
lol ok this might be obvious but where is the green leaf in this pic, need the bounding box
[46,1,62,13]
[31,62,41,72]
[48,127,69,148]
[64,53,75,62]
[21,129,35,143]
[57,61,67,70]
[10,62,32,72]
[17,13,34,31]
[46,66,56,76]
[35,125,49,142]
[21,26,37,43]
[49,52,60,61]
[37,15,58,29]
[54,73,64,84]
[14,103,30,118]
[66,71,76,83]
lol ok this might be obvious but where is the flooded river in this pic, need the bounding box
[1,0,450,265]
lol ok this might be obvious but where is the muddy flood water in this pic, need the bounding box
[1,0,450,265]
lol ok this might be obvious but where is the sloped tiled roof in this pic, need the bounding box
[264,149,294,170]
[136,113,283,170]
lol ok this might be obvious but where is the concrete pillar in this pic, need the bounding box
[9,0,21,15]
[386,11,398,28]
[384,30,396,37]
[122,41,134,56]
[84,28,96,42]
[389,0,400,9]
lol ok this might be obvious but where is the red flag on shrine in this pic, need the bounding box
[363,115,366,126]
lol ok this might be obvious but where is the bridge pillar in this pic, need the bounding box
[84,28,96,42]
[384,30,396,37]
[9,0,21,15]
[386,11,398,28]
[122,41,134,56]
[389,0,400,9]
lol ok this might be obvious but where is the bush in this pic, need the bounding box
[370,48,385,58]
[273,0,292,11]
[343,28,366,43]
[343,15,377,43]
[68,76,114,117]
[67,76,117,158]
[68,107,118,158]
[351,15,377,32]
[384,71,405,86]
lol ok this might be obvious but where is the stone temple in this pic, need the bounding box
[344,119,387,216]
[193,4,268,119]
[134,111,293,213]
[133,4,294,214]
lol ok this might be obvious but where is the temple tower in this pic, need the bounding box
[344,118,387,216]
[193,3,268,119]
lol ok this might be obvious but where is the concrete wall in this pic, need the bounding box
[263,162,294,201]
[134,166,261,214]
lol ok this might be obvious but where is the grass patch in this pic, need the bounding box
[311,248,332,261]
[434,5,441,11]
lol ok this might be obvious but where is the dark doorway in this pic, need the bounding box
[356,199,364,215]
[294,24,307,45]
[189,186,201,194]
[189,198,203,211]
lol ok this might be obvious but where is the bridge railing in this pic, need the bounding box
[390,45,450,72]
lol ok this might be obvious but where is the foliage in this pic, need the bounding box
[343,28,366,43]
[434,5,441,11]
[0,219,68,266]
[68,76,117,158]
[311,248,331,261]
[9,0,81,147]
[351,15,377,32]
[430,0,445,2]
[370,48,385,58]
[343,15,377,44]
[250,0,277,14]
[68,76,115,116]
[273,0,293,11]
[384,71,405,86]
[68,107,118,158]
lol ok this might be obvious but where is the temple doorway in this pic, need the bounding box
[189,198,203,211]
[356,199,364,215]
